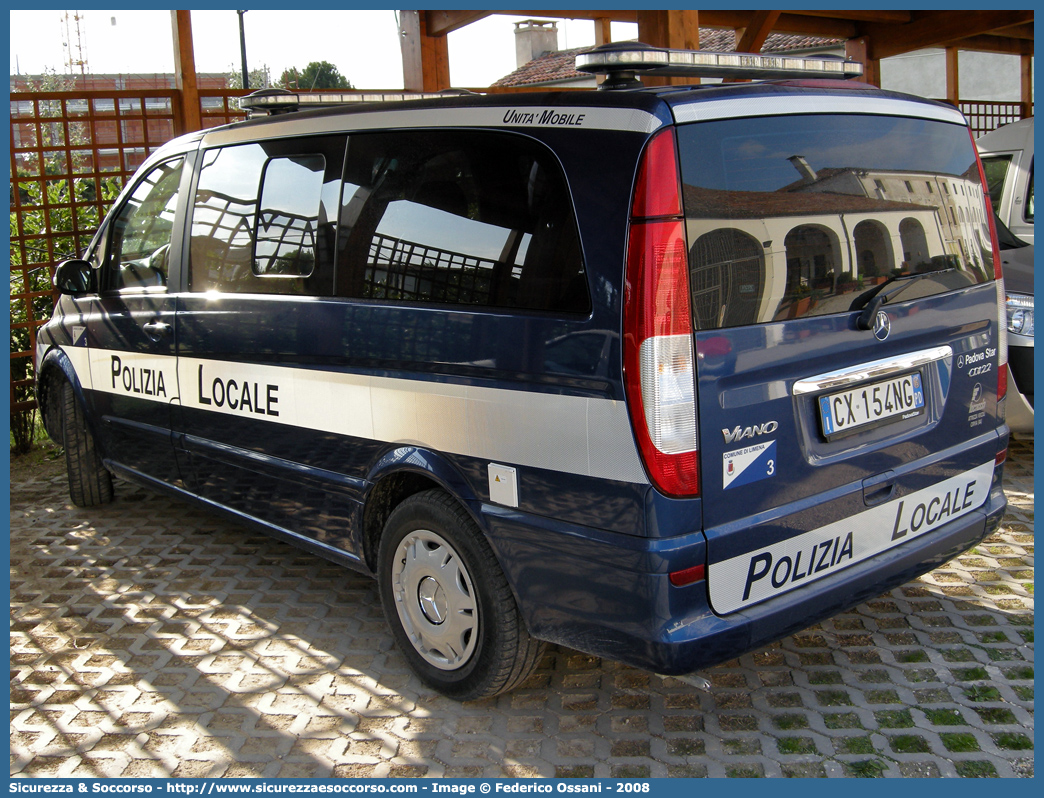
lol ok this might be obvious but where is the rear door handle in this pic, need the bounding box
[862,470,898,507]
[142,320,172,342]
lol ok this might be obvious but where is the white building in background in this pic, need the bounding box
[880,50,1029,103]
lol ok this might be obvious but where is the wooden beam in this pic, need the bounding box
[170,10,200,134]
[945,47,959,107]
[492,10,638,24]
[594,16,612,46]
[423,10,493,37]
[864,10,1034,59]
[735,10,781,53]
[992,22,1034,40]
[787,10,912,24]
[700,11,856,38]
[934,34,1034,56]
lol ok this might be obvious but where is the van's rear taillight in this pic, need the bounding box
[624,128,699,497]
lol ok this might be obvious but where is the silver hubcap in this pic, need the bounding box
[391,530,477,670]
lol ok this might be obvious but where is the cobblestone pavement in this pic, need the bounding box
[10,439,1033,779]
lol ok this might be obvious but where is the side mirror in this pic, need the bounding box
[54,258,93,295]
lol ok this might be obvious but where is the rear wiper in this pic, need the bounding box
[850,268,956,330]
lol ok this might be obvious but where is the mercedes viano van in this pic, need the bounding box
[36,44,1010,699]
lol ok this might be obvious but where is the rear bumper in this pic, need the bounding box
[486,481,1006,675]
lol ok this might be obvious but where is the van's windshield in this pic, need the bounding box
[677,114,995,329]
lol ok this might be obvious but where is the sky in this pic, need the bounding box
[8,8,638,89]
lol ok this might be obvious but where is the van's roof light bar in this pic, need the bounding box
[576,42,864,88]
[239,88,475,116]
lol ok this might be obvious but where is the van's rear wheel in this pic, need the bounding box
[377,490,544,700]
[61,380,114,507]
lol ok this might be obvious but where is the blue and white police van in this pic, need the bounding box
[36,44,1010,699]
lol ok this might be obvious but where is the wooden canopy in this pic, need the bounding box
[398,9,1034,103]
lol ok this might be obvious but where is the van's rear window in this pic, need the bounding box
[677,114,995,329]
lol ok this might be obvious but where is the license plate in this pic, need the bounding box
[819,372,924,439]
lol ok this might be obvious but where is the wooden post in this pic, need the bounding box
[845,36,879,87]
[945,46,960,108]
[636,10,700,87]
[399,10,449,91]
[171,10,201,134]
[595,16,612,47]
[1020,53,1033,119]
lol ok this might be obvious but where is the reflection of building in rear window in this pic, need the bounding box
[785,225,838,293]
[853,220,892,278]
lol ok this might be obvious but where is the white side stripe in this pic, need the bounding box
[708,460,994,614]
[63,346,649,485]
[202,106,664,146]
[672,95,967,126]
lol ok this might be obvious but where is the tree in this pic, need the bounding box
[279,61,353,91]
[226,64,272,91]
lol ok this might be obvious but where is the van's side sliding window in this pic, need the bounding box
[189,137,346,295]
[335,130,590,314]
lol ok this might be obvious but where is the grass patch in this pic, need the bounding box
[904,668,937,683]
[874,709,913,729]
[843,760,887,778]
[815,689,852,706]
[955,761,999,778]
[722,738,761,756]
[865,689,901,704]
[985,648,1024,661]
[974,707,1017,725]
[1003,665,1033,680]
[781,764,825,778]
[992,732,1033,750]
[888,735,930,754]
[923,708,966,726]
[940,732,980,753]
[953,666,989,681]
[725,764,763,778]
[776,737,817,755]
[772,713,809,730]
[963,685,1001,702]
[823,712,863,730]
[976,631,1009,643]
[808,670,843,685]
[835,736,874,755]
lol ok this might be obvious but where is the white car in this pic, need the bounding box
[996,214,1034,437]
[978,117,1034,245]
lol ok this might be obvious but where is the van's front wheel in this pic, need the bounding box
[377,490,544,700]
[60,379,114,507]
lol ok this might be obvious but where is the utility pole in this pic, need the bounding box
[237,10,249,90]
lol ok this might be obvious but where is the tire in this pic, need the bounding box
[61,379,114,507]
[377,489,545,700]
